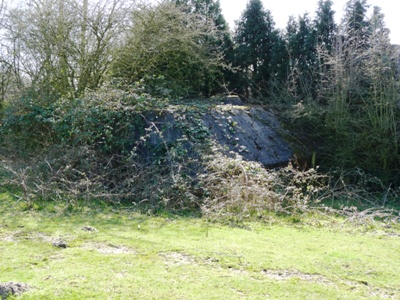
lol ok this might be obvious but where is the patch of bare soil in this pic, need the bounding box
[386,233,400,237]
[261,269,332,285]
[82,242,136,255]
[261,269,399,299]
[1,231,71,250]
[159,252,196,266]
[368,287,400,299]
[0,234,14,242]
[1,231,53,243]
[0,282,30,300]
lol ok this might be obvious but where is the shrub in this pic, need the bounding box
[200,150,328,223]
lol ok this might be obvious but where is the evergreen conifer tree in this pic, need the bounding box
[173,0,233,96]
[342,0,369,46]
[234,0,280,98]
[315,0,336,53]
[285,13,317,99]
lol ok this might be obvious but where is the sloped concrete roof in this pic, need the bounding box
[134,98,292,167]
[202,104,292,167]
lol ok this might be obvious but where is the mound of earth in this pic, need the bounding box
[0,282,30,299]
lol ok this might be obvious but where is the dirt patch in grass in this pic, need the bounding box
[344,280,400,300]
[1,231,53,243]
[82,242,136,255]
[368,287,400,299]
[159,252,196,266]
[1,234,14,242]
[261,269,332,284]
[386,233,400,237]
[261,269,399,299]
[1,231,72,250]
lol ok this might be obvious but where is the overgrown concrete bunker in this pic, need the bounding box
[135,97,292,168]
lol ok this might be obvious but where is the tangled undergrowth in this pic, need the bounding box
[0,84,399,226]
[200,150,400,225]
[1,141,399,227]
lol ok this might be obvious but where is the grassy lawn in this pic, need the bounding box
[1,193,399,299]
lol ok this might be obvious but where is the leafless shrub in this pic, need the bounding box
[1,145,137,207]
[199,149,399,225]
[0,134,202,212]
[200,149,328,223]
[315,168,400,224]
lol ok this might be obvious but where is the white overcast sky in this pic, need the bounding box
[219,0,400,44]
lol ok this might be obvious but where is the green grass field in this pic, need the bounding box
[1,193,399,299]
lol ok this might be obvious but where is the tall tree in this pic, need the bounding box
[173,0,233,96]
[174,0,229,32]
[285,13,317,99]
[318,2,399,174]
[361,6,399,170]
[5,0,129,99]
[314,0,336,53]
[113,1,226,98]
[0,0,18,108]
[341,0,369,45]
[234,0,279,98]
